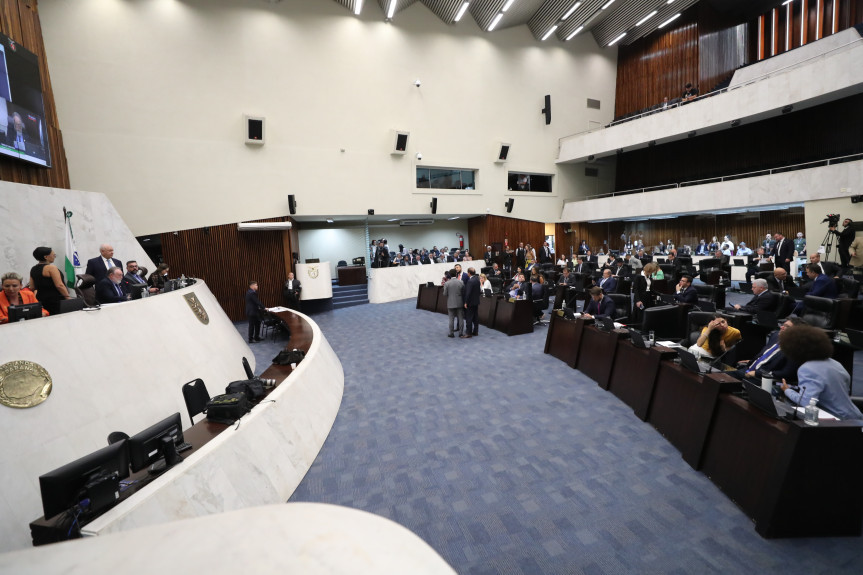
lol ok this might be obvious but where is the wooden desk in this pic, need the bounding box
[701,394,863,537]
[478,295,499,329]
[416,284,440,312]
[647,361,739,469]
[543,313,585,369]
[607,341,672,420]
[493,298,534,336]
[552,284,567,310]
[576,326,628,390]
[337,265,367,286]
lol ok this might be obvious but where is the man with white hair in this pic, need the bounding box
[733,278,777,313]
[85,244,123,283]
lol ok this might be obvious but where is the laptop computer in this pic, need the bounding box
[677,347,733,374]
[743,380,795,419]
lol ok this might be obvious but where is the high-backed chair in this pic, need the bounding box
[682,311,719,347]
[107,431,129,446]
[615,277,632,295]
[836,277,860,299]
[606,293,631,323]
[774,293,797,319]
[489,276,503,294]
[801,296,840,329]
[182,378,211,424]
[641,305,684,340]
[337,260,348,267]
[75,274,97,307]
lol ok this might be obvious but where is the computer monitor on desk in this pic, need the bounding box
[38,440,130,521]
[128,412,188,475]
[8,303,43,322]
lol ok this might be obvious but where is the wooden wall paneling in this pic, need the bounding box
[554,223,575,261]
[160,217,290,322]
[467,215,487,259]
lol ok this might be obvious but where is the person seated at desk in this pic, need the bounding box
[479,273,492,293]
[673,275,697,304]
[148,263,170,291]
[689,315,741,360]
[491,263,503,277]
[732,278,777,313]
[695,239,709,256]
[556,255,568,267]
[508,274,526,299]
[123,260,157,294]
[806,252,840,278]
[559,268,576,286]
[612,259,629,278]
[582,250,597,264]
[735,242,753,256]
[666,251,683,281]
[714,249,731,270]
[745,247,771,284]
[596,269,617,294]
[95,267,129,304]
[582,286,615,320]
[767,267,795,293]
[601,254,616,270]
[625,253,642,272]
[577,240,589,255]
[734,317,803,380]
[1,272,50,323]
[573,258,591,274]
[778,325,863,421]
[793,264,837,315]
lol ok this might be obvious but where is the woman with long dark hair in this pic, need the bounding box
[29,246,71,315]
[690,315,741,359]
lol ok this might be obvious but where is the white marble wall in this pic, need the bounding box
[560,160,862,224]
[368,260,486,304]
[558,34,863,164]
[0,280,342,552]
[0,504,456,575]
[0,180,154,284]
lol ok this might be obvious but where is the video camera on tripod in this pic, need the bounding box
[822,213,840,227]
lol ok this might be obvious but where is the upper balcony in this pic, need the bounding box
[557,26,863,164]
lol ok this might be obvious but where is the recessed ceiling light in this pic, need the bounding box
[448,216,460,220]
[566,25,584,40]
[541,25,558,41]
[562,2,581,20]
[502,0,516,12]
[454,1,469,22]
[387,0,396,19]
[636,10,657,27]
[658,13,681,28]
[354,0,363,15]
[488,12,503,31]
[602,0,615,10]
[608,32,626,46]
[387,218,399,222]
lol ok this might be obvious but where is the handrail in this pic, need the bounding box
[567,153,863,203]
[558,35,863,143]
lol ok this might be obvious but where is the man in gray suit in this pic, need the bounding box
[443,270,465,338]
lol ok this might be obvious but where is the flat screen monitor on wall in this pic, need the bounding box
[0,32,50,167]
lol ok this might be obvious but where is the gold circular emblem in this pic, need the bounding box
[0,360,53,409]
[307,266,319,279]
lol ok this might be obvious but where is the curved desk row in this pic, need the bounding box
[544,314,863,538]
[417,284,533,336]
[0,280,343,552]
[369,260,486,304]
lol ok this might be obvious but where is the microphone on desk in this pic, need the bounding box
[791,385,805,420]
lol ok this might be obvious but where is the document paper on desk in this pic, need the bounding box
[657,341,683,348]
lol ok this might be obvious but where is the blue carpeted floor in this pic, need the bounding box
[237,294,863,574]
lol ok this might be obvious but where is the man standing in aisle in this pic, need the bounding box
[773,232,794,274]
[443,270,465,338]
[463,267,480,338]
[246,280,266,343]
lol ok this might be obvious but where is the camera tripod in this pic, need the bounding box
[820,226,839,263]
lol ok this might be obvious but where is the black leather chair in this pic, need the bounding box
[532,284,551,326]
[607,293,631,323]
[615,277,632,295]
[836,278,860,299]
[801,296,840,329]
[75,274,97,307]
[182,378,211,424]
[681,311,718,347]
[774,293,797,319]
[337,260,348,267]
[107,431,129,445]
[489,276,503,294]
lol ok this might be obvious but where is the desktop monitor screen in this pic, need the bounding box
[7,302,43,322]
[39,439,130,520]
[128,412,185,473]
[0,32,51,167]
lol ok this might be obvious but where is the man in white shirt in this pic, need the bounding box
[283,272,302,310]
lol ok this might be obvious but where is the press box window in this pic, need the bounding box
[508,172,552,193]
[416,168,476,190]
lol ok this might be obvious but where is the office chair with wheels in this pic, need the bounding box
[182,378,211,424]
[801,296,840,330]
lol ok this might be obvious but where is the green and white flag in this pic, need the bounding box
[64,208,81,288]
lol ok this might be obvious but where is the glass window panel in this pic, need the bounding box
[416,168,431,188]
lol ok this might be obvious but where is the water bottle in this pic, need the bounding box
[804,398,819,426]
[180,274,187,288]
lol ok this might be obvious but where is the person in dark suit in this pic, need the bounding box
[673,275,698,304]
[732,278,777,313]
[734,318,803,381]
[792,264,838,315]
[573,258,591,275]
[830,218,855,268]
[283,272,302,311]
[597,269,617,294]
[95,267,128,304]
[85,244,123,284]
[453,264,468,283]
[583,286,616,319]
[122,260,157,294]
[5,112,29,151]
[245,280,266,343]
[559,268,576,286]
[483,246,494,264]
[773,232,794,274]
[632,268,653,322]
[539,242,552,264]
[463,268,481,337]
[515,243,526,270]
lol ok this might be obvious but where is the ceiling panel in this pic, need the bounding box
[327,0,713,45]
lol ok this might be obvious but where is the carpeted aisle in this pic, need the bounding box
[241,298,863,574]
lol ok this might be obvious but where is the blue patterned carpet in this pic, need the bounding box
[238,297,863,574]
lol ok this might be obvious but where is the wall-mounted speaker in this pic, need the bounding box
[391,130,409,155]
[288,194,297,215]
[496,143,510,163]
[542,95,551,125]
[244,115,265,145]
[505,198,515,213]
[430,197,438,214]
[368,209,375,215]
